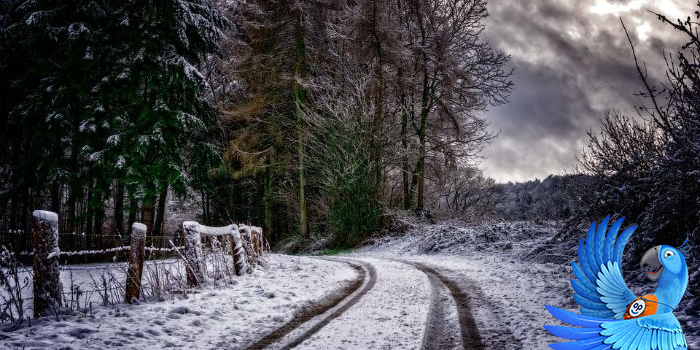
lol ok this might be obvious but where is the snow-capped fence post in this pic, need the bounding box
[32,210,62,317]
[125,222,147,303]
[229,225,247,276]
[197,224,247,277]
[183,221,205,287]
[251,226,263,257]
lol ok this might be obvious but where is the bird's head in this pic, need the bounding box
[640,244,688,282]
[640,240,690,308]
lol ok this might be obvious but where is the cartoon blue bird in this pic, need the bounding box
[544,216,691,350]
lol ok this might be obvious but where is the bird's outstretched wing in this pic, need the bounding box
[545,305,687,350]
[572,216,638,319]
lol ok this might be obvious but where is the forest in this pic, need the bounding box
[0,0,698,255]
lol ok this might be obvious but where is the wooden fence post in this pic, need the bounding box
[32,210,62,317]
[125,222,146,303]
[183,221,204,287]
[238,225,256,267]
[229,225,247,276]
[251,226,263,256]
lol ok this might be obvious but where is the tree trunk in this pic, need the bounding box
[84,179,94,237]
[127,196,137,237]
[370,1,385,199]
[65,179,79,235]
[398,67,411,209]
[413,27,433,211]
[93,188,106,236]
[153,184,168,236]
[293,9,308,237]
[263,162,274,244]
[114,182,125,236]
[140,191,155,235]
[50,182,60,216]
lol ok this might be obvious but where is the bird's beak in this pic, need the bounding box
[640,245,663,282]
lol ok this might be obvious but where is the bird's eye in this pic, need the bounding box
[664,251,675,258]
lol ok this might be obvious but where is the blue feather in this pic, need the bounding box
[571,279,599,301]
[573,294,609,310]
[595,215,609,268]
[544,326,602,340]
[577,238,597,284]
[596,273,623,295]
[597,265,625,294]
[581,308,615,318]
[546,305,608,328]
[616,327,641,349]
[586,222,600,278]
[641,329,653,350]
[550,337,606,349]
[572,262,598,292]
[613,225,637,265]
[629,328,646,350]
[603,217,624,263]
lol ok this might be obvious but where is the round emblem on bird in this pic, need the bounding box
[628,299,646,317]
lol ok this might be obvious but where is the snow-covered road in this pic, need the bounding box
[293,258,431,350]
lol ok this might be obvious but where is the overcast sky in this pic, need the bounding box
[479,0,695,183]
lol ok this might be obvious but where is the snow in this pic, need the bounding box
[353,221,699,349]
[46,112,63,123]
[88,151,102,162]
[25,12,44,26]
[198,224,237,237]
[297,258,431,349]
[182,221,199,231]
[3,221,696,349]
[67,22,89,39]
[32,210,58,223]
[0,255,358,349]
[131,223,147,235]
[46,248,60,259]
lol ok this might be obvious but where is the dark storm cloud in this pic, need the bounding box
[479,0,692,182]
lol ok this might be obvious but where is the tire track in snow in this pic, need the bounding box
[244,258,377,350]
[455,274,523,350]
[406,262,485,350]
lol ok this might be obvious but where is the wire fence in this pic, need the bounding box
[1,236,256,323]
[0,231,184,262]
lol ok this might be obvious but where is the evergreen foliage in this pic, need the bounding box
[0,0,227,234]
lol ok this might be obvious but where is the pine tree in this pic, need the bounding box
[0,0,227,234]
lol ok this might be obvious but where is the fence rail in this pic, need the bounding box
[1,209,269,323]
[0,231,183,259]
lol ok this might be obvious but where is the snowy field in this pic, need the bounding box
[0,255,357,349]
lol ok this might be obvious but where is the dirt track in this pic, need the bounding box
[244,258,377,350]
[406,262,485,350]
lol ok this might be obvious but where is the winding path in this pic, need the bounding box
[245,257,488,350]
[244,258,377,350]
[405,261,485,350]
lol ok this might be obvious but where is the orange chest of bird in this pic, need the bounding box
[623,294,659,319]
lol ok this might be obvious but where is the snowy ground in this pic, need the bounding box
[2,220,698,349]
[0,255,357,349]
[296,258,430,349]
[353,220,700,349]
